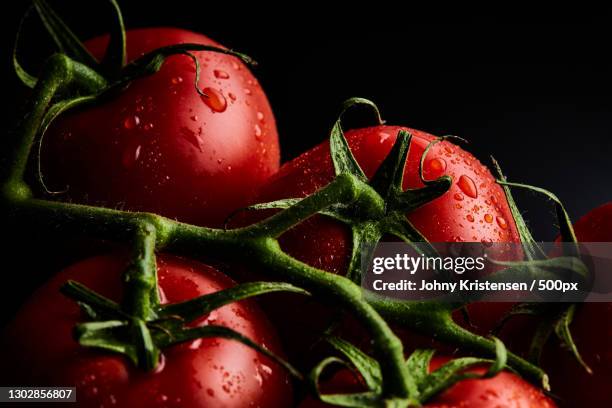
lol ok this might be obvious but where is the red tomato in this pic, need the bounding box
[256,125,520,275]
[0,254,292,408]
[298,356,556,407]
[426,356,556,407]
[42,28,279,227]
[540,202,612,408]
[247,125,520,356]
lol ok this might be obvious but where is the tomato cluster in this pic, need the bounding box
[2,12,609,408]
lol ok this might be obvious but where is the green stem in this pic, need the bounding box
[368,297,550,390]
[123,222,159,319]
[2,53,106,194]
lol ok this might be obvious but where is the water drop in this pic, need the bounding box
[454,193,464,201]
[244,88,252,95]
[122,145,141,168]
[180,127,202,151]
[425,157,447,178]
[214,69,229,79]
[144,123,154,131]
[207,388,215,397]
[202,88,227,112]
[254,124,262,139]
[257,111,265,122]
[123,115,140,129]
[171,76,183,85]
[457,175,478,198]
[191,115,199,121]
[228,92,237,101]
[484,214,493,223]
[466,214,475,222]
[496,216,508,230]
[378,132,391,143]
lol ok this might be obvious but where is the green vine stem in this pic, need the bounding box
[2,53,106,195]
[2,176,415,403]
[366,297,550,390]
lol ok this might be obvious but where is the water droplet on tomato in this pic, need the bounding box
[454,193,464,201]
[122,145,141,168]
[490,195,498,205]
[171,76,183,85]
[497,216,508,229]
[444,146,453,154]
[180,127,202,151]
[466,214,475,222]
[143,123,154,131]
[425,157,447,178]
[207,388,215,397]
[190,115,198,121]
[228,92,237,101]
[136,104,145,112]
[457,175,478,198]
[231,61,240,70]
[455,203,462,209]
[484,213,493,223]
[202,88,227,112]
[244,88,252,95]
[156,394,168,403]
[226,165,232,171]
[257,111,265,122]
[123,115,140,129]
[254,124,262,139]
[153,353,166,373]
[213,69,229,79]
[260,364,273,376]
[189,338,203,349]
[378,132,391,143]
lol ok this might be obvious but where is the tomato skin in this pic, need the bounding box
[0,254,292,408]
[540,202,612,408]
[256,125,520,275]
[42,28,279,227]
[425,357,556,407]
[298,356,556,407]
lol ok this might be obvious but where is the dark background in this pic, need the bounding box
[2,2,612,319]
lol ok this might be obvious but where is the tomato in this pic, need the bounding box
[245,125,520,357]
[0,254,292,408]
[567,202,612,242]
[298,356,556,407]
[41,28,279,227]
[256,125,519,275]
[540,202,612,408]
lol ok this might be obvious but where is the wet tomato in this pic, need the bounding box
[42,28,279,227]
[0,254,292,407]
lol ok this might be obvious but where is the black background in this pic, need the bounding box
[2,2,612,318]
